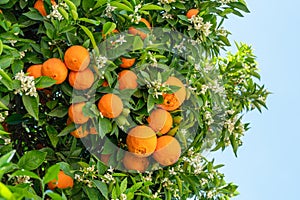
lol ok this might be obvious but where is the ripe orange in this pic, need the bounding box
[152,135,181,166]
[64,45,90,71]
[120,57,136,68]
[27,64,42,79]
[101,80,109,87]
[128,18,151,40]
[48,171,74,190]
[0,9,3,14]
[126,125,157,157]
[68,68,94,90]
[123,151,149,172]
[186,8,199,19]
[70,125,89,138]
[118,70,138,90]
[68,102,89,124]
[158,77,186,111]
[97,93,123,119]
[148,109,173,134]
[41,58,68,84]
[34,0,56,17]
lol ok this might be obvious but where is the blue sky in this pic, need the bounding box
[213,0,300,199]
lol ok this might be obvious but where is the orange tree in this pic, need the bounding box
[0,0,269,199]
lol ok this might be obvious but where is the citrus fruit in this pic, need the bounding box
[48,171,74,190]
[120,57,136,68]
[186,8,199,19]
[126,125,157,157]
[128,18,151,40]
[68,68,94,90]
[97,93,123,119]
[34,0,56,17]
[158,77,186,111]
[148,109,173,134]
[27,64,42,79]
[68,102,89,124]
[101,80,109,87]
[123,151,149,172]
[70,125,89,138]
[41,58,68,84]
[152,135,181,166]
[64,45,90,71]
[118,70,138,90]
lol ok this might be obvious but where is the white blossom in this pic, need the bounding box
[14,71,38,97]
[47,5,64,21]
[105,3,116,18]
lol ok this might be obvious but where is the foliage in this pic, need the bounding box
[0,0,269,199]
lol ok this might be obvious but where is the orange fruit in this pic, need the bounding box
[120,57,136,68]
[128,18,151,40]
[41,58,68,84]
[34,0,56,17]
[152,135,181,166]
[101,80,109,87]
[97,93,123,119]
[70,125,89,138]
[158,77,186,111]
[126,125,157,157]
[64,45,90,71]
[68,102,89,124]
[68,68,94,90]
[148,109,173,134]
[118,70,138,90]
[48,171,74,190]
[186,8,199,19]
[27,64,42,79]
[0,9,3,14]
[100,154,111,165]
[123,151,149,172]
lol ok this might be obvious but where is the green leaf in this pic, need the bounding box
[44,190,64,200]
[140,4,164,11]
[47,106,68,118]
[110,2,133,12]
[132,36,144,51]
[10,170,41,180]
[93,180,108,199]
[12,60,23,75]
[23,9,44,21]
[17,150,47,170]
[102,22,117,35]
[43,164,60,184]
[98,117,112,138]
[80,25,98,54]
[85,187,102,199]
[35,76,56,88]
[0,56,14,69]
[147,95,155,113]
[22,95,39,121]
[78,18,100,26]
[0,69,13,90]
[229,2,250,13]
[120,178,127,193]
[57,123,76,136]
[0,182,13,200]
[0,0,9,5]
[46,125,59,148]
[0,150,15,168]
[0,39,3,56]
[0,100,9,110]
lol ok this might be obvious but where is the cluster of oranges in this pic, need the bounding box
[120,75,186,172]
